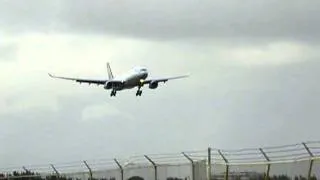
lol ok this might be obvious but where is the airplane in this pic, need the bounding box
[48,63,189,97]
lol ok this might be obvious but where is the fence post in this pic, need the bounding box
[302,142,314,180]
[22,166,29,179]
[50,164,60,177]
[144,155,157,180]
[182,152,195,180]
[22,166,29,173]
[83,160,93,180]
[259,148,270,180]
[114,159,124,180]
[207,147,212,180]
[218,150,229,180]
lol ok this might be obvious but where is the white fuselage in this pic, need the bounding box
[108,66,148,91]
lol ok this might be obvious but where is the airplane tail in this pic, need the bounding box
[106,62,114,80]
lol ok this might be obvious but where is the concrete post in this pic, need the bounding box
[114,159,124,180]
[50,164,60,177]
[218,150,229,180]
[302,142,314,180]
[83,161,93,180]
[182,152,195,180]
[144,155,157,180]
[259,148,271,180]
[22,166,28,173]
[207,148,212,180]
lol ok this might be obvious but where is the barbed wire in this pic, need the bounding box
[1,141,319,176]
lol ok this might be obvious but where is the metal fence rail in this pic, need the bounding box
[1,141,320,180]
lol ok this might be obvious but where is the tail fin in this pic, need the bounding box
[106,62,114,80]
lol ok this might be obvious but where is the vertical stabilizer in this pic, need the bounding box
[106,62,114,80]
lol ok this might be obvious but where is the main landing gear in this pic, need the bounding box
[136,90,142,96]
[136,86,142,96]
[110,90,117,97]
[110,88,142,97]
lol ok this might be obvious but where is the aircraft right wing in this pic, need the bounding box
[141,75,189,85]
[48,73,107,85]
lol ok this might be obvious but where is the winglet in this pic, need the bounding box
[172,74,190,79]
[48,73,55,78]
[181,74,190,79]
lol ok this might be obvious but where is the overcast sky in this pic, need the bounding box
[1,0,320,169]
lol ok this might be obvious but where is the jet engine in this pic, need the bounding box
[149,81,158,89]
[104,82,113,89]
[104,81,124,90]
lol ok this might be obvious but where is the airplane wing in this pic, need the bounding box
[48,73,107,85]
[141,75,189,85]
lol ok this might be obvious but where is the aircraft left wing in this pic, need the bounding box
[141,75,189,85]
[48,73,107,85]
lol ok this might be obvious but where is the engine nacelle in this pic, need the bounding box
[149,81,158,89]
[104,82,113,89]
[104,81,124,90]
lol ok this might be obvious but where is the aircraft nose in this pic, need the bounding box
[142,72,148,79]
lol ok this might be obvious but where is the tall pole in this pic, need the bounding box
[207,148,212,180]
[145,155,157,180]
[182,152,195,180]
[114,159,124,180]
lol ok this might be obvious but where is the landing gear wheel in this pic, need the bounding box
[110,90,117,97]
[136,90,142,96]
[136,86,143,96]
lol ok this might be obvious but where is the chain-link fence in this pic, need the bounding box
[1,141,320,180]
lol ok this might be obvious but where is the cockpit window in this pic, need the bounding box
[132,67,147,73]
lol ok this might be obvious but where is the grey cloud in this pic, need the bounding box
[0,0,61,33]
[0,44,17,61]
[0,94,141,167]
[60,0,320,41]
[207,60,320,148]
[1,0,320,42]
